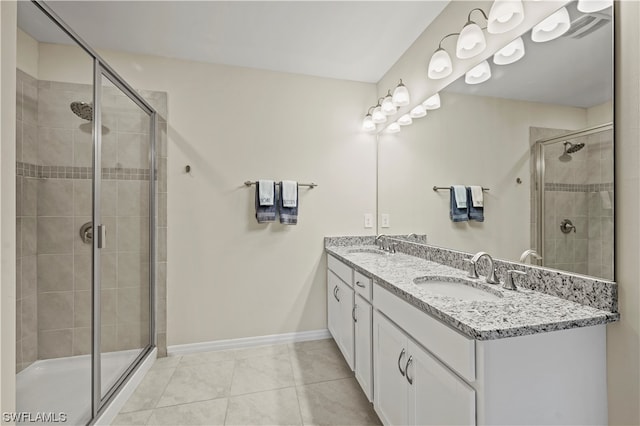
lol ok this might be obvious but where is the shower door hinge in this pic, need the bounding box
[97,225,107,249]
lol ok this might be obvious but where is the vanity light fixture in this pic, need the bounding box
[531,7,571,42]
[465,60,492,85]
[410,104,427,118]
[381,90,397,115]
[397,114,413,126]
[371,98,387,124]
[422,93,441,110]
[392,80,410,107]
[577,0,613,13]
[487,0,525,34]
[456,8,488,59]
[493,37,525,65]
[362,108,376,133]
[428,33,457,80]
[386,122,401,134]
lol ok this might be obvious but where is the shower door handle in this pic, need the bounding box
[97,225,107,249]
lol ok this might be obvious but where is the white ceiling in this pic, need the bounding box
[19,1,450,83]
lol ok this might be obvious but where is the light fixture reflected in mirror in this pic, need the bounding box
[392,80,410,107]
[487,0,525,34]
[531,7,570,42]
[493,37,525,65]
[428,48,454,80]
[410,104,427,118]
[456,9,488,59]
[577,0,612,13]
[386,122,401,134]
[372,99,387,124]
[381,90,397,115]
[362,112,376,133]
[398,114,413,126]
[465,61,492,85]
[422,93,441,110]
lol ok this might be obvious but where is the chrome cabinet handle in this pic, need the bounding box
[335,286,340,302]
[352,305,357,322]
[355,281,366,288]
[397,349,406,377]
[405,356,414,385]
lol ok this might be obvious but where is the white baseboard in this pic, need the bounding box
[167,329,331,356]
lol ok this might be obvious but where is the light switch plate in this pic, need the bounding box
[364,213,373,228]
[381,214,390,228]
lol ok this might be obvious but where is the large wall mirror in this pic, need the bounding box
[377,0,613,281]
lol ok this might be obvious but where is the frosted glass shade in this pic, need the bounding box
[381,94,397,115]
[531,7,570,43]
[577,0,612,13]
[456,23,486,59]
[398,114,413,126]
[428,49,453,80]
[372,106,387,124]
[392,83,410,107]
[493,37,525,65]
[465,61,492,85]
[386,122,401,134]
[410,105,427,118]
[362,114,376,132]
[422,93,441,110]
[488,0,525,34]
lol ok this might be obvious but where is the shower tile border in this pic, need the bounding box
[16,161,151,181]
[545,182,614,192]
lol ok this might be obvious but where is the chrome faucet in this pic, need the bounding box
[375,234,387,250]
[470,252,500,284]
[504,269,527,291]
[519,249,542,264]
[406,233,417,239]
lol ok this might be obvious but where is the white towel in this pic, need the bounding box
[470,186,484,207]
[453,185,467,209]
[281,180,298,208]
[258,180,274,206]
[600,190,612,210]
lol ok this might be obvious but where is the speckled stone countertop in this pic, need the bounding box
[326,244,619,340]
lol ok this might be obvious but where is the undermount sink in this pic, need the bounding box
[413,276,502,302]
[347,248,388,255]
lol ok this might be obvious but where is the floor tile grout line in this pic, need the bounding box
[222,357,237,425]
[288,353,305,426]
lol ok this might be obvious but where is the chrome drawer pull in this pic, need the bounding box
[405,356,414,385]
[356,281,366,288]
[398,348,406,376]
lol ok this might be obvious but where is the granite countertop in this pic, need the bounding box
[326,245,619,340]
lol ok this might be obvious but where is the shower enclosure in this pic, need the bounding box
[16,2,157,423]
[533,123,614,281]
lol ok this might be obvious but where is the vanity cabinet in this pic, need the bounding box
[354,293,373,401]
[373,311,475,426]
[327,270,354,370]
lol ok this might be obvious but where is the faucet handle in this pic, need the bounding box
[463,259,479,279]
[390,243,397,254]
[486,266,500,285]
[504,270,527,291]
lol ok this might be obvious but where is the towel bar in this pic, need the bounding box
[245,181,317,188]
[433,186,489,192]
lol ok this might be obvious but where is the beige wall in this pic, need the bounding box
[16,29,37,79]
[378,92,586,260]
[36,44,377,346]
[1,0,18,416]
[587,100,614,126]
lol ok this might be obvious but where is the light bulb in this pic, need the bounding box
[410,105,427,118]
[392,81,410,107]
[386,122,401,134]
[465,61,491,85]
[428,48,453,80]
[487,0,525,34]
[456,22,486,59]
[398,114,413,126]
[531,7,570,43]
[362,114,376,132]
[381,93,397,115]
[372,105,387,124]
[577,0,612,13]
[493,37,525,65]
[422,93,441,110]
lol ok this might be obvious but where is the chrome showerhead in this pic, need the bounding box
[564,141,585,154]
[70,101,93,121]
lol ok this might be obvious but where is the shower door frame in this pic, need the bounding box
[534,122,614,277]
[31,1,158,423]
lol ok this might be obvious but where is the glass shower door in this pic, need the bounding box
[96,69,154,401]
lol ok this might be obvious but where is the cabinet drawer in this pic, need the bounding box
[328,254,353,287]
[354,270,372,302]
[374,284,475,382]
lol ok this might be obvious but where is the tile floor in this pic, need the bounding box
[112,338,381,425]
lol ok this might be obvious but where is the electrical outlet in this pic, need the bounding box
[381,214,390,228]
[364,213,373,228]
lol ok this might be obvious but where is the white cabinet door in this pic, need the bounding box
[336,278,355,370]
[407,340,476,426]
[354,294,373,402]
[327,271,341,342]
[373,311,409,426]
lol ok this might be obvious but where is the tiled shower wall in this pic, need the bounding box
[15,68,168,370]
